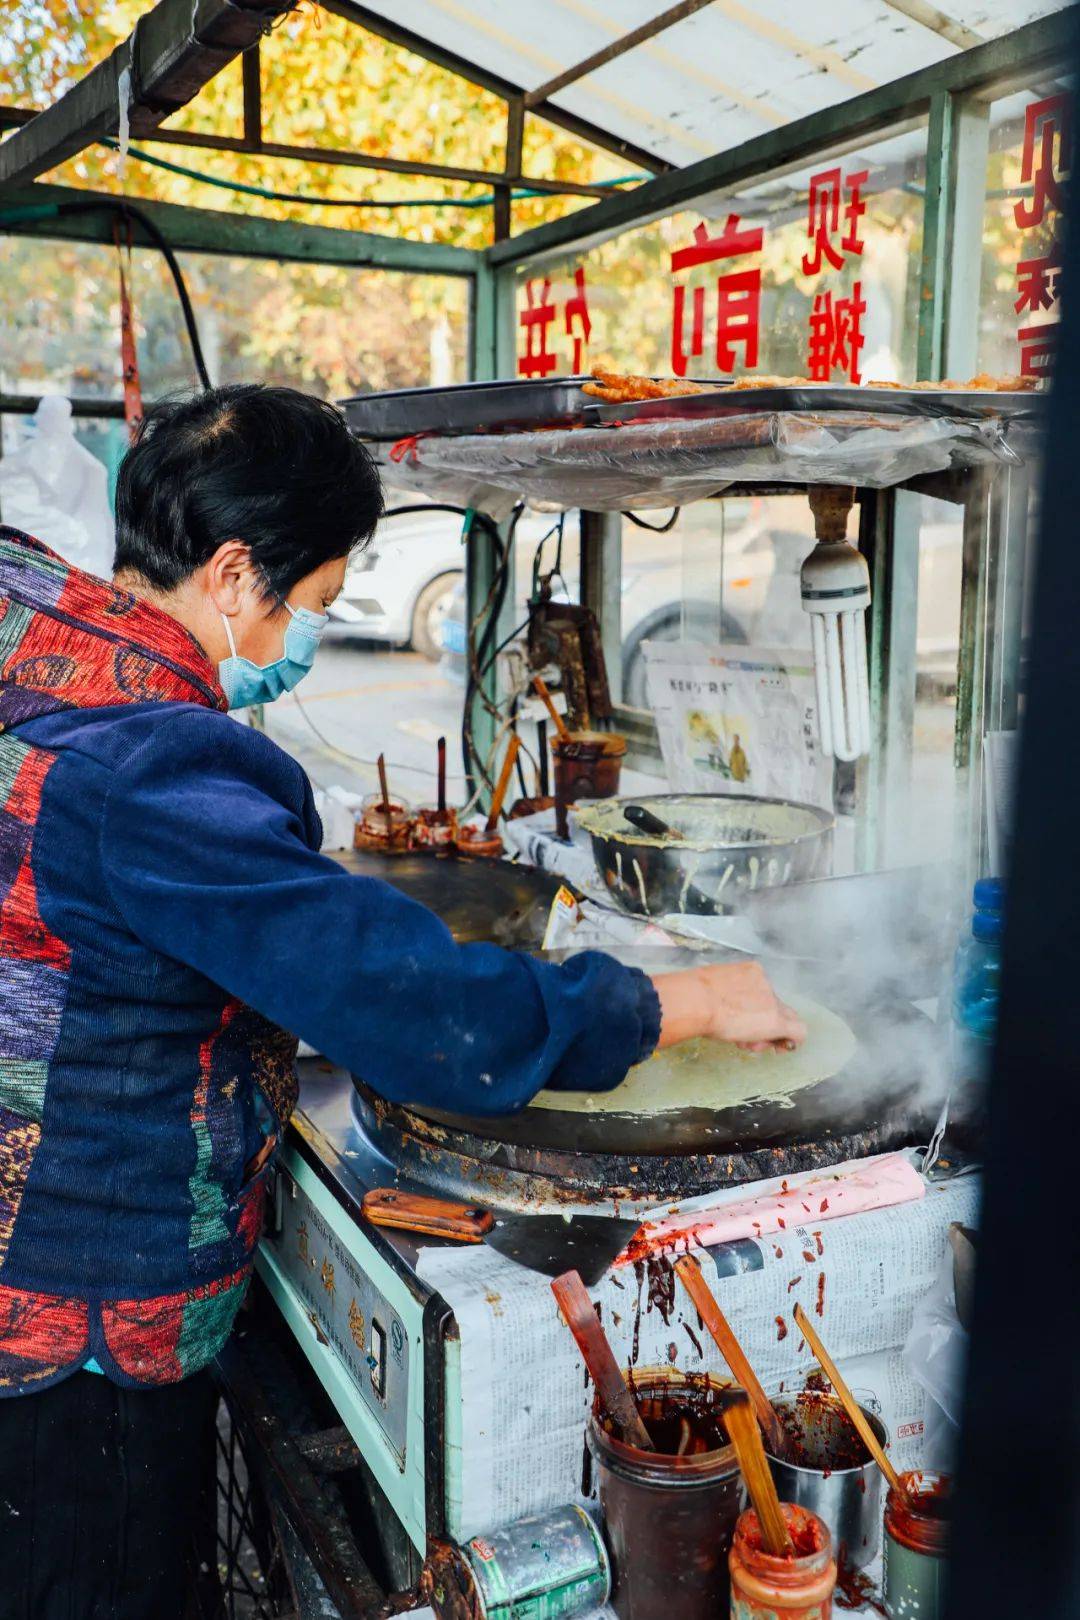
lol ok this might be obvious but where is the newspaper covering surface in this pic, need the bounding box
[417,1175,978,1542]
[644,641,833,808]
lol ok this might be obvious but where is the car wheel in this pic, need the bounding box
[411,572,461,661]
[622,607,747,709]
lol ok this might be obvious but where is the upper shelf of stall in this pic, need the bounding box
[348,377,1043,515]
[343,376,1043,440]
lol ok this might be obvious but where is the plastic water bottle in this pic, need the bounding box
[951,878,1004,1081]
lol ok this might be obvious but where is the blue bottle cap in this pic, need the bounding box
[973,877,1004,912]
[973,909,1003,943]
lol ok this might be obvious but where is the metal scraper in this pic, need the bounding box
[484,1212,641,1284]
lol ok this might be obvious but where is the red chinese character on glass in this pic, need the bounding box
[801,167,869,276]
[1015,245,1063,315]
[1014,93,1072,230]
[1017,323,1058,379]
[518,278,558,378]
[563,266,592,373]
[670,215,764,376]
[807,283,866,384]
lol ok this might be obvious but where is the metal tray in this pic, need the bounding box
[340,377,594,440]
[341,376,1044,441]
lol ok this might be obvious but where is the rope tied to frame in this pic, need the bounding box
[388,433,428,464]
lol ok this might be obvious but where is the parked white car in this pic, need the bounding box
[337,498,964,697]
[326,505,583,660]
[326,506,465,660]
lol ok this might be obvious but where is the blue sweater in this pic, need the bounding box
[0,530,659,1392]
[28,699,660,1115]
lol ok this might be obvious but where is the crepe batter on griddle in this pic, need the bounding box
[529,992,856,1115]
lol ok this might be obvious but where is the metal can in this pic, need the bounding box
[461,1503,611,1620]
[764,1395,887,1570]
[882,1470,951,1620]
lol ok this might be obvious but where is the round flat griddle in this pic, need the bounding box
[386,990,939,1155]
[333,847,566,947]
[350,1082,932,1211]
[350,953,946,1208]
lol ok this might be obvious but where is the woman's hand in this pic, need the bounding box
[651,961,807,1052]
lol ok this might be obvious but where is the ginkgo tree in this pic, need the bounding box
[0,2,626,400]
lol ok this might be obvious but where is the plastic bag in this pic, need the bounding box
[902,1221,975,1470]
[0,397,115,577]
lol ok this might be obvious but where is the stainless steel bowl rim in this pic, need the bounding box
[764,1397,888,1476]
[578,793,836,855]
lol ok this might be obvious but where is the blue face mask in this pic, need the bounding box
[218,598,329,710]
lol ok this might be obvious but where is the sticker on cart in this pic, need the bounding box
[542,886,579,949]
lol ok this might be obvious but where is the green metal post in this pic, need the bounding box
[580,511,624,705]
[470,260,498,382]
[464,510,516,803]
[942,96,992,380]
[462,261,520,802]
[916,92,954,381]
[917,90,992,383]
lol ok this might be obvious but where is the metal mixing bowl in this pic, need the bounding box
[578,793,835,917]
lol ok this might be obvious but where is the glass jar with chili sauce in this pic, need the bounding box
[729,1503,836,1619]
[882,1469,951,1620]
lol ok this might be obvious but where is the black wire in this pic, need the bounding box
[625,507,681,533]
[530,514,566,597]
[478,617,529,681]
[452,505,516,799]
[54,199,212,390]
[381,503,482,522]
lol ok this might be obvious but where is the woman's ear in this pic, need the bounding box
[204,539,253,617]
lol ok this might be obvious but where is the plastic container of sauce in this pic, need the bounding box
[882,1470,951,1620]
[412,805,458,849]
[552,731,626,839]
[455,821,504,859]
[588,1368,742,1620]
[354,793,412,851]
[729,1503,836,1618]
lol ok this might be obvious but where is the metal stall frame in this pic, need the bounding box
[478,11,1068,865]
[1,9,1067,804]
[0,9,1069,1604]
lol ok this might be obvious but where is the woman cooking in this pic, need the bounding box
[0,384,804,1620]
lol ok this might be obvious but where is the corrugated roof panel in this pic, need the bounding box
[358,1,1068,169]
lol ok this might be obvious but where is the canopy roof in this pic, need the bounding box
[354,0,1070,170]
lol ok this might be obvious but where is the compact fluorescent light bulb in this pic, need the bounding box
[800,537,872,762]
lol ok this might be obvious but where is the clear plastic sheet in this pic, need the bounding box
[376,409,1031,518]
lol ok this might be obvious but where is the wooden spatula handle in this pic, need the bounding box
[362,1189,493,1243]
[532,675,572,743]
[675,1255,787,1458]
[724,1392,794,1557]
[551,1270,654,1451]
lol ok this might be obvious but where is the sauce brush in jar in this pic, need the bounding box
[551,1270,654,1452]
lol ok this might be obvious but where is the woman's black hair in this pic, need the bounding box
[113,384,384,599]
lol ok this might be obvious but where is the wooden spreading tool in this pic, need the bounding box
[532,675,572,744]
[793,1302,904,1495]
[377,753,393,841]
[674,1255,787,1458]
[723,1392,795,1557]
[550,1270,654,1451]
[486,734,521,832]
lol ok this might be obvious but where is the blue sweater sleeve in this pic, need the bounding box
[98,710,660,1116]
